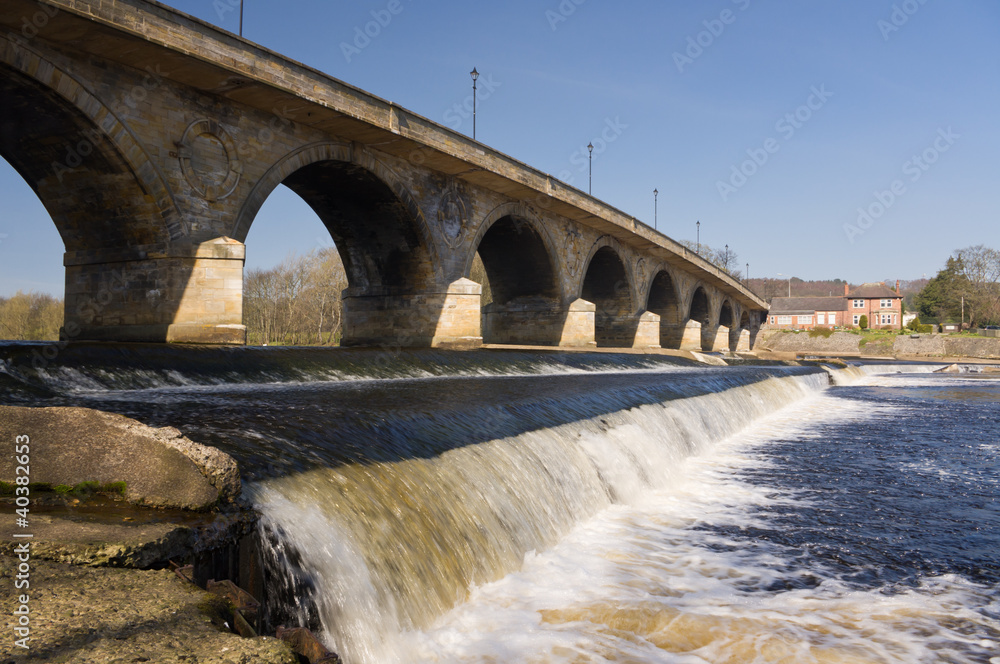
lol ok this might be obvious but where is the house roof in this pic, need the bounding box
[769,296,847,314]
[847,282,900,299]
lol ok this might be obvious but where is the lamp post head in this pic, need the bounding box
[470,67,479,82]
[653,188,658,197]
[587,142,594,154]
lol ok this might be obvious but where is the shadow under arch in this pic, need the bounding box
[580,242,635,347]
[679,285,713,351]
[0,37,195,342]
[647,270,683,349]
[0,35,183,245]
[719,299,735,352]
[464,204,562,345]
[232,142,438,292]
[232,142,466,347]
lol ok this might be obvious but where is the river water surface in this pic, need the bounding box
[1,345,998,663]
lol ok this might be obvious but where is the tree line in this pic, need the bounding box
[0,291,63,340]
[244,247,348,346]
[4,243,996,343]
[915,245,1000,327]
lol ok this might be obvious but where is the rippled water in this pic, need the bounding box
[2,344,997,663]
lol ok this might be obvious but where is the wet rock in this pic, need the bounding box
[0,406,241,510]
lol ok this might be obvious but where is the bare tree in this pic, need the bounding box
[0,291,64,340]
[243,248,348,346]
[955,245,1000,327]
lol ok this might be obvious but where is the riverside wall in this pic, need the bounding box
[754,330,1000,360]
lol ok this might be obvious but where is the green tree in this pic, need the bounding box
[859,314,868,330]
[915,256,970,322]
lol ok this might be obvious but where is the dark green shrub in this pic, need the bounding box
[809,326,834,338]
[859,315,869,330]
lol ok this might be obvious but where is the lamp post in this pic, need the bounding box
[653,188,658,230]
[725,244,729,271]
[470,67,479,140]
[778,272,791,297]
[696,220,700,254]
[746,262,749,283]
[588,142,594,194]
[239,0,244,36]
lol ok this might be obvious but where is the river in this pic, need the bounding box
[1,344,998,663]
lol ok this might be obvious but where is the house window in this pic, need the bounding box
[817,313,826,325]
[880,299,895,308]
[853,299,865,308]
[798,315,813,325]
[880,314,896,326]
[776,316,792,325]
[853,314,860,325]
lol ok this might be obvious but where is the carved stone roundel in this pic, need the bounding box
[177,119,241,201]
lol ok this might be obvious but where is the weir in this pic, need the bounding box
[248,366,836,662]
[0,344,963,663]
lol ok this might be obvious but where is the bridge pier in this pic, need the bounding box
[701,322,722,351]
[714,326,731,352]
[63,237,246,345]
[634,311,661,348]
[482,298,598,347]
[679,320,702,350]
[341,278,482,349]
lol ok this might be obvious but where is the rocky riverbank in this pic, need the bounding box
[0,406,302,664]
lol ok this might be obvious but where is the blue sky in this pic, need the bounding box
[2,0,998,296]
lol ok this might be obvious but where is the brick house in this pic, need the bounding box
[767,282,903,330]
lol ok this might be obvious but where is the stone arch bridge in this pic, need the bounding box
[0,0,766,350]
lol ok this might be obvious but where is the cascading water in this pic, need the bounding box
[2,343,996,663]
[253,372,831,662]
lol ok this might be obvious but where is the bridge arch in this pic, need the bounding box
[0,34,183,249]
[679,285,715,351]
[0,34,213,343]
[579,238,635,347]
[463,203,560,304]
[233,142,439,292]
[466,203,562,345]
[646,269,683,348]
[736,309,751,351]
[719,299,734,329]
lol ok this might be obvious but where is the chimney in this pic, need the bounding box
[844,283,849,296]
[895,279,900,295]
